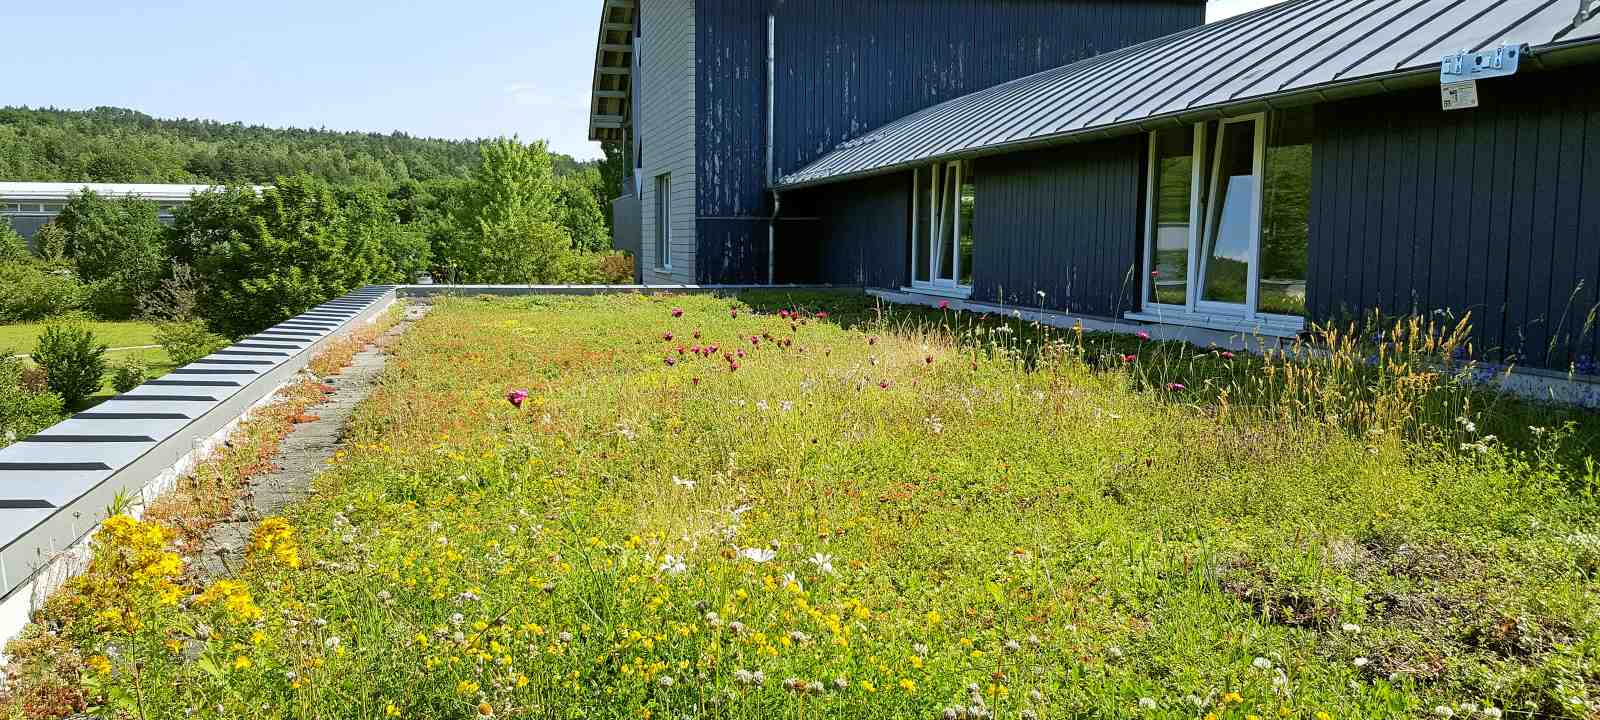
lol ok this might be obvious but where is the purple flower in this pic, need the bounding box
[665,356,677,367]
[1136,331,1151,341]
[506,389,528,409]
[671,307,683,318]
[663,331,674,341]
[1166,383,1185,391]
[938,300,950,310]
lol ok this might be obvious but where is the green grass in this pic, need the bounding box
[0,320,162,354]
[17,293,1600,719]
[0,320,176,404]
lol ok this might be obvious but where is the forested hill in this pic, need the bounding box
[0,106,598,185]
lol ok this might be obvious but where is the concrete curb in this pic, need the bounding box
[0,286,398,648]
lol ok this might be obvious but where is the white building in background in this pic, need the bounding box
[0,182,233,239]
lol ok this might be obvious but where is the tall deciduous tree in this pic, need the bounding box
[441,138,572,283]
[53,190,167,319]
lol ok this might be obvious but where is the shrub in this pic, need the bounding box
[560,251,636,284]
[172,177,415,337]
[137,263,202,322]
[598,251,635,283]
[0,263,85,322]
[31,324,107,409]
[155,321,226,366]
[0,218,30,261]
[30,223,67,263]
[110,358,147,393]
[0,353,64,447]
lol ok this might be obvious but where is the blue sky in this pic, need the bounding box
[0,1,1269,162]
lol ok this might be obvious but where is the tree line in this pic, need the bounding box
[0,105,612,185]
[2,138,632,337]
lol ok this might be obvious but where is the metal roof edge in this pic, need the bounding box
[775,33,1600,192]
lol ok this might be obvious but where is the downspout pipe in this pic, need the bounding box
[766,8,778,285]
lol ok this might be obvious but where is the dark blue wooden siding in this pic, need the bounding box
[694,0,1203,284]
[970,138,1144,317]
[770,172,907,287]
[1308,66,1600,369]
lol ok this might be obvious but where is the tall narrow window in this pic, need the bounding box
[909,160,976,294]
[1138,112,1307,332]
[1198,117,1260,309]
[655,173,672,270]
[1259,108,1313,318]
[958,161,975,287]
[1146,127,1196,306]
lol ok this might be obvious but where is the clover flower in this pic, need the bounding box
[671,307,683,317]
[506,389,528,408]
[659,555,688,575]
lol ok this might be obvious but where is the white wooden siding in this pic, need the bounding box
[638,0,697,283]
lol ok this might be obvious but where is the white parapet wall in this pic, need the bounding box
[0,286,398,650]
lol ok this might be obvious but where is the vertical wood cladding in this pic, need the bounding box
[693,0,1203,283]
[1309,67,1600,368]
[968,137,1144,317]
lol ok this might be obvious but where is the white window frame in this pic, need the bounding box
[654,173,672,270]
[1133,112,1302,335]
[908,161,973,298]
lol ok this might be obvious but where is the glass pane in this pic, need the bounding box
[1148,128,1194,305]
[656,175,670,266]
[1200,120,1257,306]
[1259,109,1313,317]
[935,165,955,282]
[913,169,930,283]
[958,161,975,287]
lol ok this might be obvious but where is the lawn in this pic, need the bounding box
[0,320,162,354]
[16,293,1600,719]
[0,320,177,403]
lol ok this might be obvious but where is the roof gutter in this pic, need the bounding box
[775,36,1600,192]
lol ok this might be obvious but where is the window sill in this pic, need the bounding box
[902,284,974,300]
[1124,308,1305,338]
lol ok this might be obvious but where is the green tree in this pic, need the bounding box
[441,138,572,283]
[53,190,168,318]
[558,170,610,253]
[173,176,389,337]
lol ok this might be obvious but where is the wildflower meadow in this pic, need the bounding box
[9,292,1599,719]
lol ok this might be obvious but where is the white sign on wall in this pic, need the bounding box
[1441,80,1480,111]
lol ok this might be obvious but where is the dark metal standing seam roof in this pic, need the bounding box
[778,0,1600,189]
